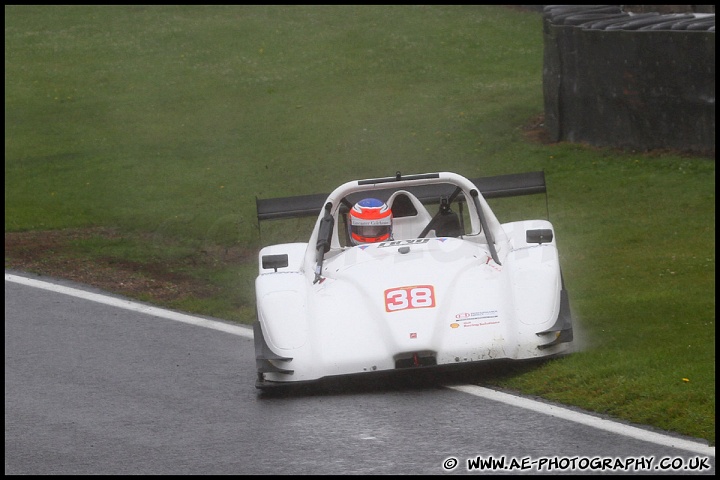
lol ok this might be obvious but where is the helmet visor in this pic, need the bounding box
[350,224,391,242]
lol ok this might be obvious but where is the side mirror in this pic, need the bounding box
[526,229,553,244]
[262,254,289,272]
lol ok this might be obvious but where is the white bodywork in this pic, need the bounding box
[255,172,572,387]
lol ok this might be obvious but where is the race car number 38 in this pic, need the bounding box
[385,285,436,312]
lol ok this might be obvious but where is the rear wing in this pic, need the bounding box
[256,170,547,224]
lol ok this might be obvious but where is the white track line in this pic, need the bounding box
[5,273,253,339]
[6,272,714,457]
[448,386,714,457]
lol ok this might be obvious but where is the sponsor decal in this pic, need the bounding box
[410,332,417,339]
[377,238,430,248]
[450,311,500,328]
[450,320,500,329]
[385,285,436,312]
[454,310,499,320]
[458,320,500,328]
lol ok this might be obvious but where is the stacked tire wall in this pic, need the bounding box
[542,5,715,154]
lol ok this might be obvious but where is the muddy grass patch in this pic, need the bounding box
[5,227,251,304]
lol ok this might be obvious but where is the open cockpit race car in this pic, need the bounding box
[253,171,573,390]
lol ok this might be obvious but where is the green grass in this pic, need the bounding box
[5,5,715,444]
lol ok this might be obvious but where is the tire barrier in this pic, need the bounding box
[542,5,715,154]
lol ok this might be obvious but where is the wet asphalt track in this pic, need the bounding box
[5,272,715,475]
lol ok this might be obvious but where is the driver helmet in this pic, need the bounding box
[348,198,393,245]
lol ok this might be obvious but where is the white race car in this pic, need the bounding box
[254,171,573,389]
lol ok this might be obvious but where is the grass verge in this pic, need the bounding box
[5,5,714,445]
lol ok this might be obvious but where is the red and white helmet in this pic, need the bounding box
[348,198,393,244]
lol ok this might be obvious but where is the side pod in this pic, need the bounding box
[253,320,293,376]
[536,284,574,349]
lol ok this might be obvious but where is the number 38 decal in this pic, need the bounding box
[384,285,436,312]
